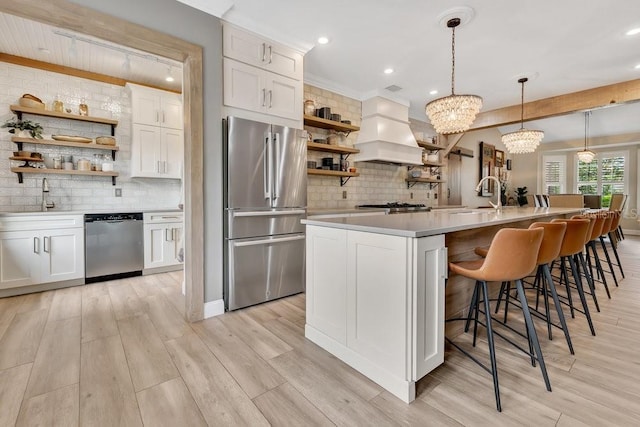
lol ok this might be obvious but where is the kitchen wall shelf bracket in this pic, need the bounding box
[406,178,445,189]
[10,105,118,136]
[416,140,448,151]
[307,169,360,186]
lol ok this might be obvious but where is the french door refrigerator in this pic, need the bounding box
[224,116,307,311]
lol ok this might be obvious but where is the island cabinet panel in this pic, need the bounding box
[305,225,445,403]
[305,226,348,344]
[346,231,410,379]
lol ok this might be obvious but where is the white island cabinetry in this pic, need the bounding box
[305,225,446,403]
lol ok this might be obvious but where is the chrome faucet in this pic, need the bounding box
[476,176,502,213]
[41,178,55,212]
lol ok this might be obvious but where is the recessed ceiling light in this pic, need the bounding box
[429,89,438,95]
[166,76,175,82]
[635,64,640,69]
[626,27,640,36]
[384,68,394,74]
[317,36,329,45]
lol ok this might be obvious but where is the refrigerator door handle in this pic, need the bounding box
[233,234,305,248]
[264,133,272,201]
[273,132,281,200]
[232,209,306,217]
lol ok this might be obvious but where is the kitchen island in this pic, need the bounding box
[302,207,583,403]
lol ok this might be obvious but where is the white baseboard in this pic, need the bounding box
[203,299,225,319]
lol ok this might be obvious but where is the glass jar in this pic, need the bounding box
[304,99,316,116]
[101,154,114,172]
[79,99,89,116]
[53,95,64,113]
[92,154,103,171]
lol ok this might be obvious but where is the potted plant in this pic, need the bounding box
[1,118,44,139]
[516,186,528,206]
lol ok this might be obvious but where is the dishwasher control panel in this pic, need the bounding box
[84,212,143,222]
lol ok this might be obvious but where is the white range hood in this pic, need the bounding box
[354,96,423,166]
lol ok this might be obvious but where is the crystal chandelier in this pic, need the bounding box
[425,18,482,134]
[502,77,544,154]
[576,111,595,163]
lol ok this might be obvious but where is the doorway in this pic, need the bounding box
[447,152,462,205]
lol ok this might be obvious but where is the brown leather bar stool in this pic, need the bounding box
[448,227,548,412]
[596,211,624,285]
[605,210,625,279]
[497,222,574,355]
[578,214,611,299]
[550,218,596,336]
[569,215,600,311]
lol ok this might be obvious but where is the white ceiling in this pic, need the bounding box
[2,2,640,144]
[198,0,640,144]
[0,12,182,93]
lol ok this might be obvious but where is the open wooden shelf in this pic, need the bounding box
[12,136,120,152]
[308,169,359,178]
[304,115,360,133]
[406,177,445,189]
[10,105,118,126]
[11,167,119,185]
[421,161,444,167]
[306,142,359,155]
[9,156,43,162]
[417,140,448,150]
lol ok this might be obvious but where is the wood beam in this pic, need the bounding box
[470,78,640,130]
[442,133,464,157]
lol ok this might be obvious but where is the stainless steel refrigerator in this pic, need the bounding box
[224,116,307,311]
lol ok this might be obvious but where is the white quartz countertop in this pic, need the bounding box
[0,208,183,217]
[302,207,585,237]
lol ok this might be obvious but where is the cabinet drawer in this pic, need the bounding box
[0,215,84,232]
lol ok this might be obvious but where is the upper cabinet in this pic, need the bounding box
[223,24,303,81]
[127,83,183,179]
[222,23,303,124]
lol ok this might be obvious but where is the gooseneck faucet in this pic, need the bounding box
[476,176,502,213]
[41,178,55,212]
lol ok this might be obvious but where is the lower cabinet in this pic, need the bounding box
[0,215,84,290]
[305,225,446,403]
[143,212,183,272]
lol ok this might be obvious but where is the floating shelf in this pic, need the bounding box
[416,140,448,151]
[10,105,118,126]
[304,115,360,134]
[308,168,359,186]
[12,136,119,153]
[306,142,359,155]
[11,167,119,185]
[406,177,445,189]
[420,161,444,167]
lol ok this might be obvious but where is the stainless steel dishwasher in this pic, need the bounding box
[85,213,144,283]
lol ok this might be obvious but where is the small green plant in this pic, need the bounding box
[515,186,528,206]
[1,118,44,139]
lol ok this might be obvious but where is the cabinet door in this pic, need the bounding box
[223,58,265,113]
[132,89,161,126]
[131,124,162,178]
[0,231,40,289]
[265,44,303,80]
[162,128,184,179]
[265,74,302,121]
[144,223,181,269]
[40,227,84,284]
[161,93,183,130]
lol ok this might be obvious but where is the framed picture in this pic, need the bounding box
[478,141,495,197]
[495,149,504,168]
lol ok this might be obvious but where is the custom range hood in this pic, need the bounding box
[354,96,423,165]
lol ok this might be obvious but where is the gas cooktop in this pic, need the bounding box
[356,202,431,214]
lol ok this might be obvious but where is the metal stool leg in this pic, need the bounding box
[568,255,596,336]
[599,236,619,287]
[481,280,502,412]
[542,264,575,355]
[608,231,625,279]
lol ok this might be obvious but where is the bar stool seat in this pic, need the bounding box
[447,227,548,412]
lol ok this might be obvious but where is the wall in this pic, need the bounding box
[0,62,182,212]
[305,84,439,208]
[70,0,224,302]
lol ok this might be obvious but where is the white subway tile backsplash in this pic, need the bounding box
[0,62,181,212]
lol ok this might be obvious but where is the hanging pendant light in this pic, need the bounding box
[502,77,544,154]
[577,111,595,163]
[425,18,482,134]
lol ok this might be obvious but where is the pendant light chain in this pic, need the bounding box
[451,25,456,95]
[584,111,589,150]
[520,80,525,129]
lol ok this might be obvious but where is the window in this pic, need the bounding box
[576,151,627,207]
[542,155,566,195]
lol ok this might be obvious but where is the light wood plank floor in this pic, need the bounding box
[1,237,639,426]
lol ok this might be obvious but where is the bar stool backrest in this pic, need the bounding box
[551,218,590,257]
[571,215,595,245]
[609,194,626,211]
[529,222,567,265]
[479,228,544,282]
[609,210,621,232]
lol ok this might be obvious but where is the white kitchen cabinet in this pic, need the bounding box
[0,215,84,290]
[224,58,301,121]
[128,83,183,130]
[305,225,446,403]
[131,124,183,179]
[143,212,183,272]
[223,24,303,80]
